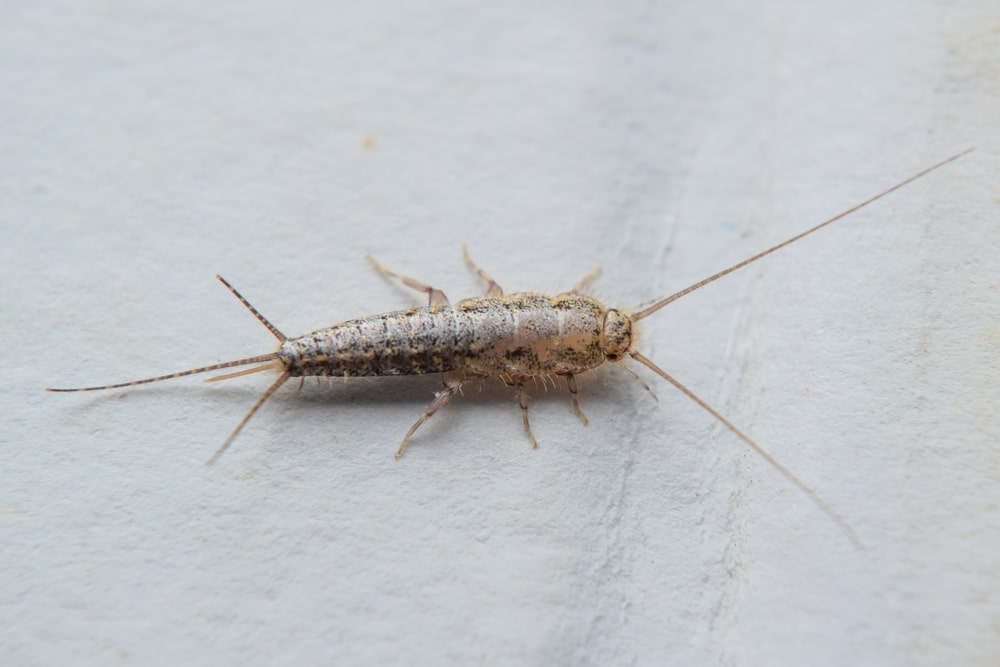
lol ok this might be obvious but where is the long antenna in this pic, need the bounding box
[631,351,864,549]
[632,147,975,321]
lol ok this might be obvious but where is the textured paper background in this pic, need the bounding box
[3,1,998,665]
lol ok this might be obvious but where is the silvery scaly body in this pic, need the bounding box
[280,293,626,380]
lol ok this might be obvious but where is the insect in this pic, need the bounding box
[48,148,974,548]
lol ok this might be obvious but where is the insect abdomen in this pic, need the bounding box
[279,293,608,378]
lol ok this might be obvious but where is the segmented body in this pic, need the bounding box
[282,294,608,380]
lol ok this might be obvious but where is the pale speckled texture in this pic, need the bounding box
[3,1,999,665]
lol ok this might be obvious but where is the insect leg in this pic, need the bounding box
[562,373,589,425]
[618,363,658,402]
[396,372,464,457]
[515,382,540,448]
[460,244,504,296]
[365,254,449,306]
[569,267,601,295]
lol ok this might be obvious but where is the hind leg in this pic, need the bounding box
[365,254,449,306]
[461,244,504,296]
[397,373,464,456]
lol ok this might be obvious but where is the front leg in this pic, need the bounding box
[562,373,589,425]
